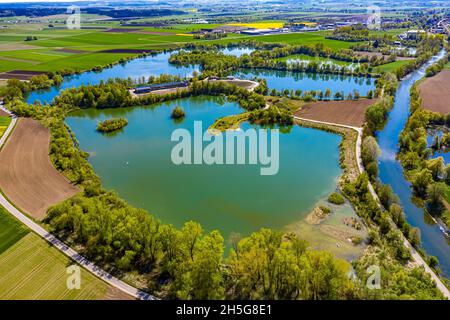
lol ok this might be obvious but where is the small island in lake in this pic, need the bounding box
[96,118,128,133]
[171,106,185,119]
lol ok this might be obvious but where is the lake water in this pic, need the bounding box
[232,69,375,97]
[27,51,200,105]
[427,130,450,163]
[28,48,376,104]
[377,50,450,277]
[66,96,343,242]
[222,47,254,57]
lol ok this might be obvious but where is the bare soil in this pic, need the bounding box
[418,70,450,114]
[0,118,78,220]
[0,70,47,81]
[295,99,376,127]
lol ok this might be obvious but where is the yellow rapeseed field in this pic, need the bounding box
[227,22,284,29]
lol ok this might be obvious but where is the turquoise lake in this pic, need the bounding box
[233,69,376,97]
[66,96,343,240]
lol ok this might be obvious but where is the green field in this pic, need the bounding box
[0,233,113,300]
[369,28,408,37]
[0,116,11,138]
[373,60,410,73]
[0,28,203,72]
[0,206,120,300]
[0,206,29,255]
[0,24,399,74]
[251,32,358,50]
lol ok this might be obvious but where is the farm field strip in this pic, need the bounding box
[0,206,29,255]
[418,69,450,114]
[0,232,111,300]
[0,116,11,140]
[295,99,376,127]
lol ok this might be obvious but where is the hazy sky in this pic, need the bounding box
[0,0,84,2]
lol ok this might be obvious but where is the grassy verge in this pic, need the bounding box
[0,206,29,254]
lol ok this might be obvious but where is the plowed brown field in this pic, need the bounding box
[295,99,376,127]
[0,118,78,220]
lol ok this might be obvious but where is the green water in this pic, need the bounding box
[66,96,343,241]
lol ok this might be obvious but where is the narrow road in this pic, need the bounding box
[294,115,450,299]
[0,109,156,301]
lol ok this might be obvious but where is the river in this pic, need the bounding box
[377,50,450,277]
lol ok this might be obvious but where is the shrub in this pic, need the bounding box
[328,192,345,205]
[171,106,185,119]
[96,118,128,133]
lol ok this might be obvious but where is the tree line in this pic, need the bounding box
[398,84,450,229]
[169,42,389,78]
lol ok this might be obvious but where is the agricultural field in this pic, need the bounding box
[0,206,132,300]
[0,116,11,138]
[0,206,29,255]
[0,118,79,219]
[0,232,112,300]
[253,32,358,50]
[295,99,376,127]
[0,21,374,74]
[418,70,450,114]
[227,21,285,29]
[369,28,408,37]
[372,60,410,73]
[0,27,202,72]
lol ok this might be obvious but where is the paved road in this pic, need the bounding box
[295,116,450,299]
[0,109,156,300]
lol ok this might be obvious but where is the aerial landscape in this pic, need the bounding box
[0,0,450,307]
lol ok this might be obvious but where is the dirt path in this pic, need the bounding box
[0,118,79,220]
